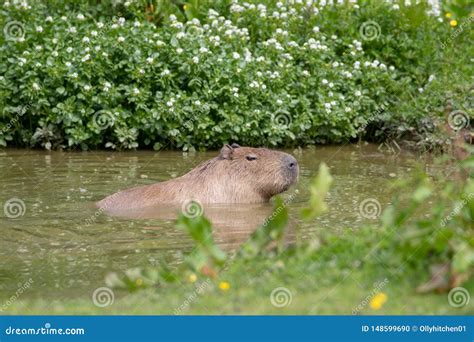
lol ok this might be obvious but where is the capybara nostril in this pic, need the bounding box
[284,155,298,170]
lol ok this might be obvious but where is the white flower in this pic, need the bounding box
[61,16,67,21]
[199,47,209,54]
[324,103,331,109]
[329,82,334,88]
[161,69,170,76]
[46,16,53,22]
[418,88,424,93]
[134,21,141,27]
[176,48,183,54]
[355,90,362,97]
[65,62,72,67]
[332,62,339,68]
[139,69,145,74]
[194,100,201,106]
[35,45,42,51]
[169,14,177,21]
[166,100,174,107]
[393,4,400,10]
[95,45,101,51]
[133,88,140,95]
[104,81,111,88]
[32,82,40,90]
[102,52,108,57]
[389,66,395,71]
[81,54,90,62]
[84,85,91,91]
[331,35,337,40]
[345,107,352,112]
[69,27,77,34]
[302,70,310,77]
[91,30,98,37]
[232,52,240,59]
[146,57,154,64]
[97,22,104,29]
[428,75,435,82]
[192,56,199,64]
[313,26,320,33]
[52,51,58,57]
[232,87,239,93]
[117,36,125,42]
[176,32,185,39]
[276,99,283,105]
[156,40,165,47]
[71,72,78,78]
[36,26,43,33]
[118,17,125,25]
[52,38,58,44]
[77,13,85,20]
[322,79,328,85]
[82,36,90,43]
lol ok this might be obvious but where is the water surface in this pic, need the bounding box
[0,144,437,303]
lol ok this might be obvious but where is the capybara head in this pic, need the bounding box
[216,144,299,200]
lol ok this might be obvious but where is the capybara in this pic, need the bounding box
[97,144,299,210]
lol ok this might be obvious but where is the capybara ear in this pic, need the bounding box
[231,143,241,148]
[219,144,234,160]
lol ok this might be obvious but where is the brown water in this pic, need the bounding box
[0,144,438,301]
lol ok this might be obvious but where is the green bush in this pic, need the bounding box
[0,0,471,150]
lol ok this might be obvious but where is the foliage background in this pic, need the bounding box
[0,0,472,151]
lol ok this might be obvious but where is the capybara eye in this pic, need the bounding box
[246,155,257,161]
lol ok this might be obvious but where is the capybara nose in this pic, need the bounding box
[284,155,298,171]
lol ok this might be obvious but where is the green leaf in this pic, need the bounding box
[301,162,333,220]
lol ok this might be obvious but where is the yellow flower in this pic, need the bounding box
[183,4,188,10]
[135,278,143,286]
[450,20,458,27]
[445,12,452,18]
[219,281,231,291]
[188,273,197,283]
[369,293,388,310]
